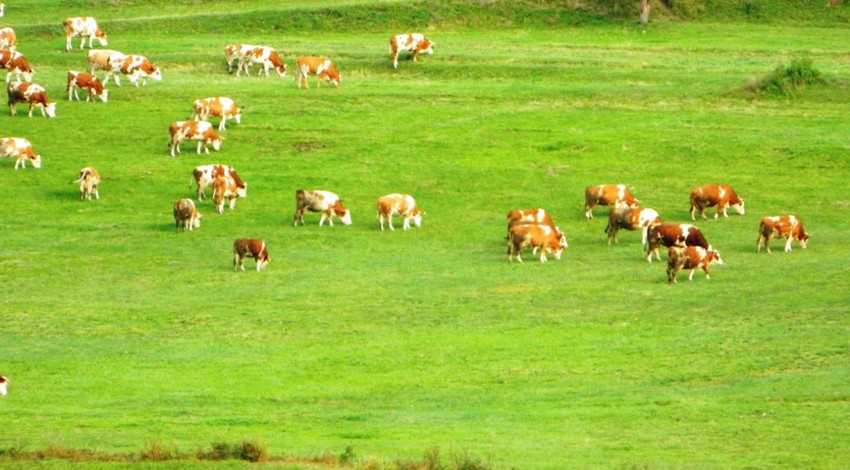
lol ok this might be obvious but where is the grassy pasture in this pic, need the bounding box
[2,1,850,468]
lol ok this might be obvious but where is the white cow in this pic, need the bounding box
[376,194,422,231]
[0,137,41,169]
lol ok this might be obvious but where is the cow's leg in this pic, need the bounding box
[784,237,793,253]
[718,204,727,219]
[388,215,395,231]
[667,266,678,283]
[8,102,15,116]
[402,216,410,230]
[392,50,399,69]
[538,249,548,263]
[65,35,73,52]
[28,103,34,118]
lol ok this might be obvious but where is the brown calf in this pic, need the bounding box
[233,239,270,272]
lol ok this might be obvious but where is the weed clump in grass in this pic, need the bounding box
[744,58,828,97]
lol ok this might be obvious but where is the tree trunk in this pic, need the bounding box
[639,0,651,25]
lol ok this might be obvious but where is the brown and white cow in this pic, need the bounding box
[584,184,639,219]
[689,184,745,220]
[0,27,16,51]
[168,121,222,157]
[390,33,435,69]
[8,81,56,118]
[757,215,809,253]
[506,208,568,254]
[666,246,724,283]
[211,175,245,214]
[67,71,108,103]
[604,206,662,245]
[1,137,41,169]
[63,17,107,52]
[192,97,241,131]
[224,44,243,74]
[0,375,7,397]
[173,198,202,232]
[73,167,100,200]
[508,223,566,263]
[646,222,712,263]
[86,49,124,75]
[296,56,340,89]
[233,239,270,272]
[191,164,246,201]
[294,189,352,226]
[2,50,33,83]
[104,54,162,87]
[237,45,286,77]
[376,193,422,231]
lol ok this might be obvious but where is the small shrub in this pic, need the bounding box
[742,58,828,97]
[138,441,183,461]
[238,440,268,463]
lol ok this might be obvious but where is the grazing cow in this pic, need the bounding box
[604,206,662,245]
[224,44,243,74]
[0,375,7,396]
[0,27,16,51]
[63,17,107,52]
[104,54,161,87]
[584,184,639,219]
[233,239,270,272]
[389,33,435,69]
[86,49,124,75]
[237,45,286,77]
[666,246,724,283]
[757,215,809,253]
[0,137,41,169]
[66,71,108,102]
[296,56,340,89]
[508,223,566,263]
[689,184,745,220]
[646,222,712,263]
[506,208,567,255]
[173,198,201,232]
[376,193,422,231]
[8,82,56,118]
[192,97,241,131]
[191,164,246,201]
[211,175,245,213]
[168,121,222,157]
[294,189,352,226]
[73,167,100,200]
[2,50,33,83]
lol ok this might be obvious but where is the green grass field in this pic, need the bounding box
[2,1,849,468]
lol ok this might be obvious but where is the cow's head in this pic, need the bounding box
[796,229,809,248]
[420,39,435,55]
[410,208,423,228]
[236,183,247,198]
[340,210,353,226]
[192,212,202,229]
[708,249,723,266]
[30,154,42,169]
[555,228,568,248]
[210,135,222,151]
[95,28,107,46]
[275,63,287,77]
[148,66,162,82]
[0,375,8,396]
[257,251,270,271]
[731,199,745,216]
[233,107,242,125]
[97,88,108,103]
[44,102,56,118]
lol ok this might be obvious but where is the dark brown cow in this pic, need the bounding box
[667,246,724,283]
[8,81,55,118]
[584,184,639,219]
[67,71,108,102]
[689,184,745,220]
[508,223,567,263]
[233,239,270,272]
[646,222,712,263]
[173,198,201,232]
[604,207,661,245]
[756,215,809,253]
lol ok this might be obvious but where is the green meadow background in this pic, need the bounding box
[1,0,849,468]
